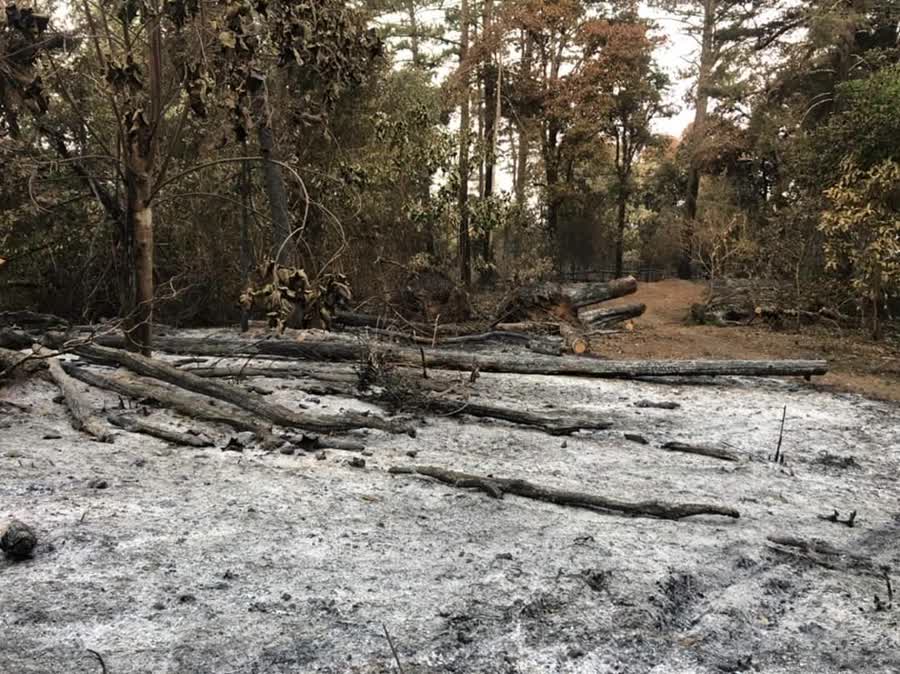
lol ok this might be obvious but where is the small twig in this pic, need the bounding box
[382,623,405,674]
[884,567,894,607]
[772,405,787,463]
[86,648,108,674]
[431,313,440,348]
[419,347,429,380]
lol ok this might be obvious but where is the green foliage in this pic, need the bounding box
[820,159,900,335]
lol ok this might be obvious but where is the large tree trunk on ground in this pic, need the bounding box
[47,358,113,441]
[577,303,645,328]
[388,465,739,520]
[75,333,829,379]
[71,344,413,435]
[496,276,638,322]
[558,323,590,355]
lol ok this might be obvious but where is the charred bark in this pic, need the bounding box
[389,465,740,520]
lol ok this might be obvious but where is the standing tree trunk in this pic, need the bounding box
[123,2,163,356]
[458,0,472,287]
[480,0,497,265]
[615,185,627,278]
[514,32,532,209]
[239,156,252,332]
[126,164,155,356]
[678,0,716,280]
[250,79,292,265]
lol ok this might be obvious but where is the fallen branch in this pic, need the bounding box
[388,465,740,520]
[46,358,113,442]
[423,398,612,435]
[766,535,876,572]
[635,400,680,410]
[108,413,214,448]
[817,509,857,528]
[72,344,413,436]
[0,346,47,379]
[62,363,282,449]
[661,441,739,462]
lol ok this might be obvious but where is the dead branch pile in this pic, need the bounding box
[335,275,646,357]
[691,278,857,329]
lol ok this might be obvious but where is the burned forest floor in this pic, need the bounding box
[1,279,899,673]
[2,328,900,672]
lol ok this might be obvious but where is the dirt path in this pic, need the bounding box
[600,279,900,401]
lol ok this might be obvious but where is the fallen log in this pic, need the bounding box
[578,303,645,328]
[495,276,638,322]
[71,344,414,436]
[0,310,69,330]
[180,359,606,435]
[53,333,829,380]
[388,465,739,520]
[357,327,562,355]
[0,327,35,349]
[0,347,46,379]
[766,535,876,573]
[334,311,477,337]
[107,413,214,448]
[62,363,282,448]
[661,441,739,462]
[558,323,590,355]
[46,358,113,442]
[494,321,561,333]
[423,399,612,435]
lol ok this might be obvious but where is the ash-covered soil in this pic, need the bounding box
[2,354,899,673]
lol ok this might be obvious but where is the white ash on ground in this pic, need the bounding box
[1,358,899,673]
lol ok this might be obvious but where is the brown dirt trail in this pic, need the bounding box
[598,279,900,401]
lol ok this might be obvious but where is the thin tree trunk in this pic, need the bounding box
[251,82,292,264]
[129,170,154,356]
[406,1,420,68]
[615,187,627,278]
[458,0,472,287]
[240,157,252,332]
[481,0,496,265]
